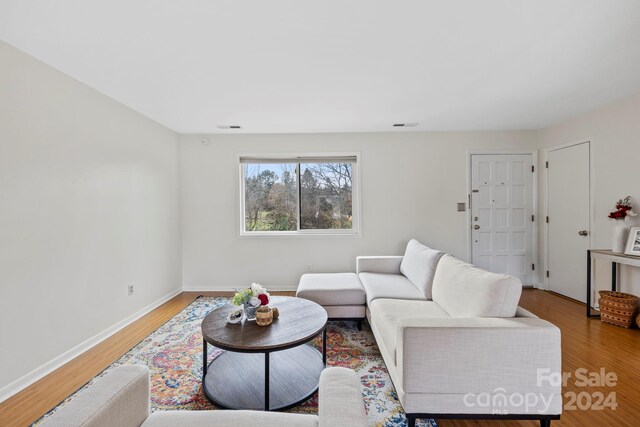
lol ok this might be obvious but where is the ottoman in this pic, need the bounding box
[296,273,366,330]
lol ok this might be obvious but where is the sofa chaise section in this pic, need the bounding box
[297,272,366,329]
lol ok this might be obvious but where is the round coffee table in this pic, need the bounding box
[201,296,328,411]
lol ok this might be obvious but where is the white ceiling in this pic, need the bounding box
[2,1,640,134]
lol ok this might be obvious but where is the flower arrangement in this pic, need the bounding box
[608,196,637,221]
[232,282,270,307]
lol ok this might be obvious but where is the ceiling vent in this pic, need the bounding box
[393,123,419,127]
[217,125,242,129]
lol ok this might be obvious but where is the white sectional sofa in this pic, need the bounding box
[298,239,562,427]
[357,240,562,427]
[40,365,367,427]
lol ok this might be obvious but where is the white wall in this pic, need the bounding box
[538,92,640,297]
[0,41,181,393]
[180,131,538,290]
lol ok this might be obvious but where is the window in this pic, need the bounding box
[240,155,358,234]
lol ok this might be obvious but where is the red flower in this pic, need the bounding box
[258,294,269,306]
[609,210,625,219]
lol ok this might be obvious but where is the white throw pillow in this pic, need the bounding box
[399,239,445,299]
[431,255,522,318]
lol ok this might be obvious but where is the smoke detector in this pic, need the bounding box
[393,123,419,127]
[217,125,242,129]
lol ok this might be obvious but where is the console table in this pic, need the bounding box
[587,249,640,318]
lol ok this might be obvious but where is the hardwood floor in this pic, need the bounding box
[1,289,638,427]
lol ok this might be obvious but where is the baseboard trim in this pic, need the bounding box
[0,287,182,403]
[183,285,298,292]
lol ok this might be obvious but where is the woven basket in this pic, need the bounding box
[598,291,639,328]
[255,307,273,326]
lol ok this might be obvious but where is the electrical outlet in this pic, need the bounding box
[307,264,313,272]
[128,284,134,296]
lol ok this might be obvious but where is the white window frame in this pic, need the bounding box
[238,152,361,237]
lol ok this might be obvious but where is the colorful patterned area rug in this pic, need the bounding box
[37,297,437,427]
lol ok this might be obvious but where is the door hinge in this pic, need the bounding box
[546,216,549,223]
[468,194,471,210]
[532,264,535,271]
[546,161,549,168]
[531,165,535,173]
[532,215,535,222]
[546,270,550,278]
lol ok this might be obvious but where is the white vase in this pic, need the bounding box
[612,222,629,253]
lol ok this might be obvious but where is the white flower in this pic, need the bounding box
[249,296,261,307]
[627,209,638,217]
[251,282,267,296]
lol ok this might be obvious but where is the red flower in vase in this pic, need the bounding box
[609,196,636,221]
[258,294,269,306]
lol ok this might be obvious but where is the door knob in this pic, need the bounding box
[578,230,589,236]
[474,225,480,230]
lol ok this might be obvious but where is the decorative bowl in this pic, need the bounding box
[227,310,243,324]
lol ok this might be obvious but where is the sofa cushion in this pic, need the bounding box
[297,273,365,306]
[431,255,522,317]
[359,272,427,306]
[399,239,444,299]
[369,299,450,366]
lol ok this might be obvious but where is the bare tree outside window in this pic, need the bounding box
[244,164,297,231]
[243,161,354,232]
[300,163,352,230]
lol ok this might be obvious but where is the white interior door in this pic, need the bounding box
[471,154,534,284]
[547,142,590,303]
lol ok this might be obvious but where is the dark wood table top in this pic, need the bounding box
[201,296,327,352]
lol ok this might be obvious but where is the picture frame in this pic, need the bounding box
[624,226,640,256]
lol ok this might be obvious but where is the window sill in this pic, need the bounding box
[239,230,360,238]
